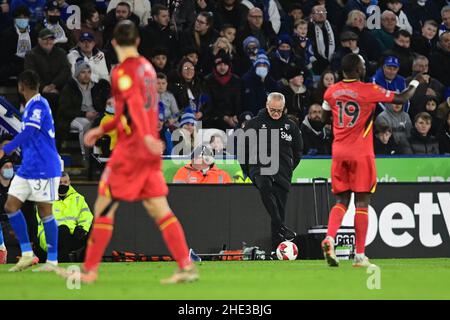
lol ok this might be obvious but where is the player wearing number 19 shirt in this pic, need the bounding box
[320,54,425,268]
[56,20,198,284]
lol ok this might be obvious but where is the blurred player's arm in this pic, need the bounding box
[0,126,38,158]
[321,100,332,125]
[125,93,163,156]
[85,99,124,147]
[391,73,428,105]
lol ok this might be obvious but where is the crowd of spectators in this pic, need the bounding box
[0,0,449,161]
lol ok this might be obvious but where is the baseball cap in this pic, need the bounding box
[340,31,359,42]
[384,56,400,68]
[45,0,59,11]
[79,32,95,42]
[38,28,55,40]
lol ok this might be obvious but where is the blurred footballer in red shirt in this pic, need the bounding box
[320,53,427,268]
[59,20,198,284]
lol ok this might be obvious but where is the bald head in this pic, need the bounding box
[381,10,397,33]
[440,32,450,52]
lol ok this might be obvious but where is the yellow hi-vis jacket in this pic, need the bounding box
[37,186,93,251]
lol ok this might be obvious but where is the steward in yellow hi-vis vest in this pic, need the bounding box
[37,175,93,262]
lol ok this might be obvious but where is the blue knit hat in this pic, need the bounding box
[242,36,260,50]
[179,111,196,127]
[253,50,270,68]
[277,33,293,47]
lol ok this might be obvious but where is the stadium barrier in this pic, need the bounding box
[69,183,450,260]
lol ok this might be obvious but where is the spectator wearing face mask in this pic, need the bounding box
[269,34,305,84]
[10,0,46,27]
[99,96,118,152]
[241,50,279,116]
[234,35,260,76]
[34,0,76,52]
[0,156,15,264]
[0,5,37,85]
[36,172,93,262]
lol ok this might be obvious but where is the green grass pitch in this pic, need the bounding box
[1,259,450,300]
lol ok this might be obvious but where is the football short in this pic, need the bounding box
[331,156,377,194]
[8,175,60,203]
[99,156,168,201]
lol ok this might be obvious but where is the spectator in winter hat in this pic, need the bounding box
[173,109,199,156]
[203,50,242,130]
[241,50,279,116]
[233,35,260,76]
[269,33,303,82]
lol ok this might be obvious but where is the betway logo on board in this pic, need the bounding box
[342,193,450,248]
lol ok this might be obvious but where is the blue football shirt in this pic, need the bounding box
[18,94,61,179]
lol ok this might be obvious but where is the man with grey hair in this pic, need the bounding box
[240,92,303,252]
[406,55,444,119]
[440,5,450,36]
[371,10,398,52]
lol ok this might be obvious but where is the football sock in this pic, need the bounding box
[355,207,369,254]
[42,215,58,263]
[7,210,32,255]
[326,203,348,239]
[84,216,113,272]
[158,212,190,269]
[0,223,5,250]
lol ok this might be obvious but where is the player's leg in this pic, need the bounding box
[352,192,373,267]
[142,196,198,284]
[0,222,6,264]
[82,195,119,276]
[4,194,38,271]
[322,191,351,267]
[56,195,119,282]
[33,202,59,270]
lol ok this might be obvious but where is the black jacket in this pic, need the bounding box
[241,108,303,190]
[373,135,400,155]
[203,71,242,120]
[57,78,111,140]
[429,44,450,87]
[405,128,440,155]
[139,20,178,63]
[279,84,311,123]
